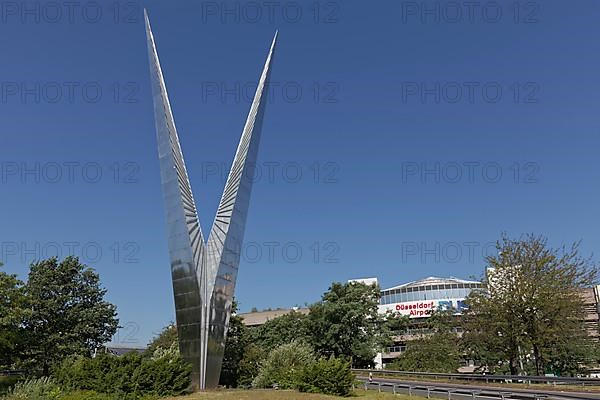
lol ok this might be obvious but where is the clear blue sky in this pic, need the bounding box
[1,0,599,345]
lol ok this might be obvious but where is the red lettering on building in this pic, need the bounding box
[395,301,434,312]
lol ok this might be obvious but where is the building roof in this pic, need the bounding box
[102,346,147,356]
[348,277,379,286]
[238,308,309,327]
[383,276,481,291]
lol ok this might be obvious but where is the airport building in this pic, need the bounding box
[239,275,600,370]
[374,276,485,367]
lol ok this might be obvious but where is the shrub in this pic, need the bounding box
[4,376,61,400]
[54,352,190,398]
[252,341,315,389]
[297,356,355,396]
[131,355,191,395]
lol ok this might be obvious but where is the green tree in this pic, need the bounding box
[219,303,250,387]
[308,281,389,368]
[251,310,311,350]
[146,324,177,356]
[463,234,597,376]
[237,344,267,387]
[390,311,461,373]
[22,256,119,375]
[0,263,26,369]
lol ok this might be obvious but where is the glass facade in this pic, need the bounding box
[146,11,277,390]
[380,282,484,305]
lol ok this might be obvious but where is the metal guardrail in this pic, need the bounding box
[353,369,600,386]
[360,380,553,400]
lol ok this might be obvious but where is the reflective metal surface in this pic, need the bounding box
[144,10,276,390]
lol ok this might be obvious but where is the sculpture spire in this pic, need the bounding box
[145,9,277,389]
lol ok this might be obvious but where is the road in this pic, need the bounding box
[357,376,600,400]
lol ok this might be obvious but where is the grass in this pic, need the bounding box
[0,376,21,395]
[162,389,409,400]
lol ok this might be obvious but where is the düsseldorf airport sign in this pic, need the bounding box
[378,299,468,318]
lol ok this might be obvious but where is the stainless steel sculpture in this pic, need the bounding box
[144,10,276,390]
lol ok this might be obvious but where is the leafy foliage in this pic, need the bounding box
[54,352,191,398]
[308,282,389,368]
[250,311,311,350]
[220,304,250,387]
[297,356,355,396]
[4,377,61,400]
[236,344,267,387]
[463,234,598,375]
[389,320,461,372]
[151,341,179,360]
[389,311,460,373]
[145,324,177,357]
[0,263,26,370]
[20,257,119,375]
[252,341,315,389]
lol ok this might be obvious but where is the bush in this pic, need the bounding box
[4,377,61,400]
[252,342,355,396]
[252,341,315,389]
[54,352,191,398]
[298,357,355,396]
[132,356,191,395]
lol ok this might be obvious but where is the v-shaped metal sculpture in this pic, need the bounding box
[144,10,277,390]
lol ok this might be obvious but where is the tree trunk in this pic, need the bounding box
[533,344,543,375]
[509,355,517,375]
